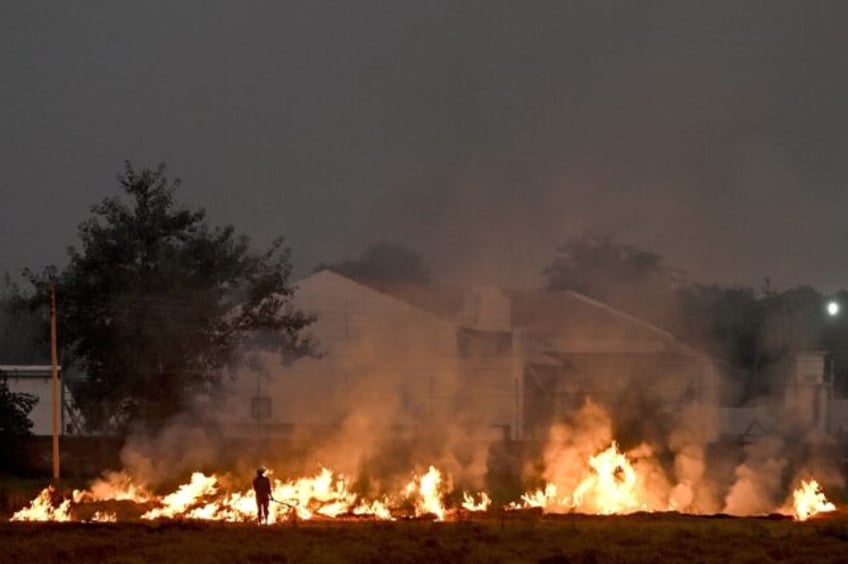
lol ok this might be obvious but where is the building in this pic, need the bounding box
[222,270,723,442]
[0,365,82,436]
[722,350,848,443]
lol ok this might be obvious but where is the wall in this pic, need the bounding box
[5,375,71,436]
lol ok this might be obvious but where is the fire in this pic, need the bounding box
[273,467,358,520]
[142,472,219,520]
[506,483,563,511]
[403,466,447,520]
[135,467,394,524]
[461,491,492,512]
[508,442,647,515]
[352,499,393,520]
[791,479,836,521]
[572,442,644,515]
[7,446,840,524]
[11,486,72,522]
[90,511,118,522]
[74,471,154,504]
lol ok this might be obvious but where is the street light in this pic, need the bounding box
[826,300,840,317]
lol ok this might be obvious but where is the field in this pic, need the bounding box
[1,512,847,564]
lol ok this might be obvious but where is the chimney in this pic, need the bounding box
[456,286,511,332]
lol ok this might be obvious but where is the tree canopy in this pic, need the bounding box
[0,377,37,473]
[26,162,314,431]
[544,232,683,326]
[0,378,36,437]
[0,275,46,364]
[316,242,431,285]
[544,233,848,400]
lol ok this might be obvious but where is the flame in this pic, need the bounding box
[273,467,359,520]
[352,499,393,520]
[572,442,645,515]
[11,487,72,522]
[792,479,836,521]
[73,471,154,504]
[135,467,392,523]
[403,466,447,520]
[7,446,839,524]
[508,442,647,515]
[90,511,118,522]
[141,472,220,520]
[506,483,563,511]
[461,491,491,512]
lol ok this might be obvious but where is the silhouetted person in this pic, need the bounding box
[253,467,272,524]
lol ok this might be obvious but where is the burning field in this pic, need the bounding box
[4,399,846,562]
[7,448,838,525]
[4,436,846,563]
[2,476,847,564]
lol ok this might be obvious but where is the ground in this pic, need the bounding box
[1,512,847,563]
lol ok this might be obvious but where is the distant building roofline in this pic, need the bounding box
[0,365,61,377]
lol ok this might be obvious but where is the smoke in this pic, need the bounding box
[722,436,788,515]
[666,403,722,513]
[106,264,844,517]
[539,400,613,493]
[118,413,223,488]
[129,276,501,496]
[534,399,717,514]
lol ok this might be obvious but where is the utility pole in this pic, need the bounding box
[50,285,60,481]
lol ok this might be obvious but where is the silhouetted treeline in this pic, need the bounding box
[545,232,848,400]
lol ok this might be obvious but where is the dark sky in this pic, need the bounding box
[3,1,848,291]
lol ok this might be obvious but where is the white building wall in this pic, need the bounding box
[6,376,52,435]
[224,271,482,434]
[830,398,848,436]
[4,374,71,436]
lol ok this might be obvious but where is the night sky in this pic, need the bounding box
[3,1,848,290]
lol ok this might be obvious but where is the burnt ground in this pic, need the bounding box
[1,512,847,563]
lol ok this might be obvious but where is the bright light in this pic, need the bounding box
[827,301,840,316]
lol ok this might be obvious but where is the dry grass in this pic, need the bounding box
[1,512,847,564]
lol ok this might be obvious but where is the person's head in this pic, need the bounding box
[257,467,266,476]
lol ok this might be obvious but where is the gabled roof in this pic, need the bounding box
[511,289,689,354]
[295,270,459,332]
[301,271,702,357]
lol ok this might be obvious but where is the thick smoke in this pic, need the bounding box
[722,435,788,515]
[109,263,844,515]
[111,275,509,497]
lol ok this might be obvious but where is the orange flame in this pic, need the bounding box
[7,446,839,523]
[73,471,154,504]
[508,442,648,515]
[403,466,447,520]
[141,472,220,520]
[572,442,645,515]
[506,483,563,511]
[792,479,836,521]
[90,511,118,523]
[461,491,492,512]
[11,487,72,522]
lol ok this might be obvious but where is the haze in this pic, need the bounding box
[2,1,847,289]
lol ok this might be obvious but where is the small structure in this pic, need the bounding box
[0,365,82,436]
[719,350,848,443]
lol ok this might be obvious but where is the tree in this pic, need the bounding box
[316,242,431,285]
[0,273,47,364]
[676,284,764,368]
[0,377,37,472]
[26,162,314,431]
[544,232,683,326]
